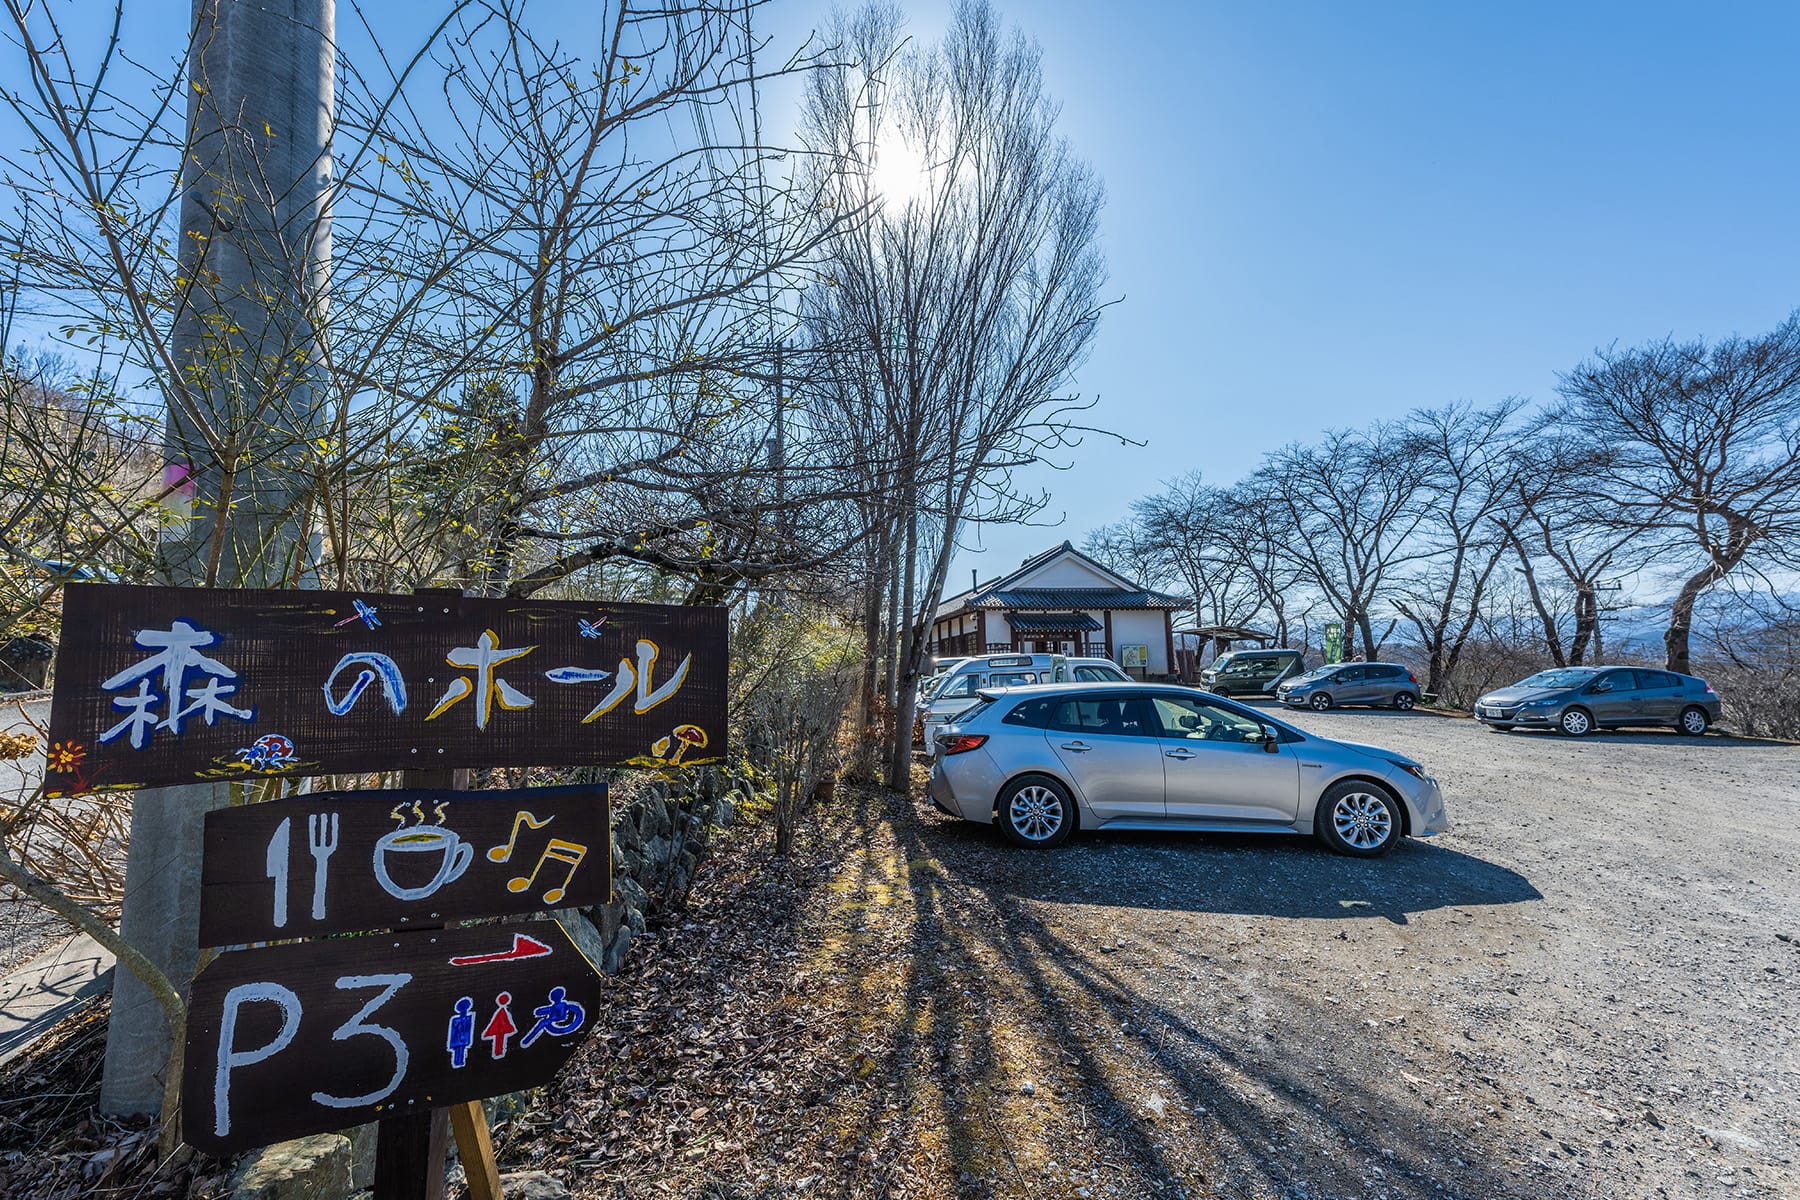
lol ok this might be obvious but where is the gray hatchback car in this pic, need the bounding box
[1275,662,1420,711]
[927,682,1449,856]
[1473,666,1721,736]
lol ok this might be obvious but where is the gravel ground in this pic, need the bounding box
[952,703,1800,1199]
[506,705,1798,1200]
[2,699,1795,1200]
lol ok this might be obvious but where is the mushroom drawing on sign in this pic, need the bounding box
[669,725,707,765]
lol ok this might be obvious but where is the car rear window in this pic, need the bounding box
[1002,698,1056,728]
[950,697,996,725]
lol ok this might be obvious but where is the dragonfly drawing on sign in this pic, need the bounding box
[577,617,606,639]
[332,599,382,630]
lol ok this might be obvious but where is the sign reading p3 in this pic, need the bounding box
[183,920,601,1155]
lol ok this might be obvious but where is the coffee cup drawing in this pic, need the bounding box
[373,825,474,901]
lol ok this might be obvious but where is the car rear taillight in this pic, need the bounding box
[1408,672,1419,685]
[1703,680,1716,695]
[940,734,988,756]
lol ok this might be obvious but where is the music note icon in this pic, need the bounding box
[488,811,553,864]
[506,839,588,905]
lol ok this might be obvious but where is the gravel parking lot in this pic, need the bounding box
[918,702,1800,1199]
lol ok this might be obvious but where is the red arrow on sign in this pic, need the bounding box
[447,932,553,966]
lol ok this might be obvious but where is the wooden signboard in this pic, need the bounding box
[44,583,725,795]
[182,919,602,1156]
[199,786,610,947]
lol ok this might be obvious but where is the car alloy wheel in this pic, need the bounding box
[1315,781,1399,857]
[1393,693,1416,710]
[1309,692,1333,711]
[997,775,1072,848]
[1679,706,1709,736]
[1333,791,1393,851]
[1559,707,1592,736]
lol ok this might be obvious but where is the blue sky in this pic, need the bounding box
[778,0,1800,584]
[17,0,1800,592]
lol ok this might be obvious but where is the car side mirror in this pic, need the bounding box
[1261,725,1280,752]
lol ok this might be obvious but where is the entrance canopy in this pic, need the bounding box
[1007,611,1103,634]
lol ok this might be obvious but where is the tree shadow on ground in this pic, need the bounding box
[778,785,1550,1200]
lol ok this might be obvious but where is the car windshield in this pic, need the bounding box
[1517,668,1597,689]
[1291,667,1332,681]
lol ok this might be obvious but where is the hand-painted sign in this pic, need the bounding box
[43,584,725,794]
[182,919,602,1156]
[199,786,610,946]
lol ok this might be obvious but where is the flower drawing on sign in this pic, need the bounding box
[425,630,536,730]
[46,741,86,773]
[98,620,254,749]
[544,638,690,723]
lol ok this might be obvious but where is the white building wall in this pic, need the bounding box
[1022,559,1117,587]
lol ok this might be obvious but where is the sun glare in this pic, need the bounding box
[871,137,928,207]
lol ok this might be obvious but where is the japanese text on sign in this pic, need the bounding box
[45,585,726,793]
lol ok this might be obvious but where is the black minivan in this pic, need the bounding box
[1198,648,1307,697]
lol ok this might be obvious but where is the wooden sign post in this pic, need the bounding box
[44,583,727,794]
[42,583,729,1197]
[180,920,602,1155]
[199,786,611,946]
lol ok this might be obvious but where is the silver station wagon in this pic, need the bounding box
[927,683,1448,857]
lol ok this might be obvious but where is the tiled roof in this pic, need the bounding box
[973,587,1185,611]
[932,542,1187,621]
[1006,611,1104,633]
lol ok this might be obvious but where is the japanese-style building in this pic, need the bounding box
[928,542,1186,677]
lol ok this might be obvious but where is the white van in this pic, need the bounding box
[916,653,1069,740]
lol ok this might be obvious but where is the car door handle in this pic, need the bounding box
[1164,749,1196,760]
[1059,741,1091,753]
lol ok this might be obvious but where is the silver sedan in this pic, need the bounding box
[926,683,1449,857]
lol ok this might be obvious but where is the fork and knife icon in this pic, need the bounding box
[266,813,340,927]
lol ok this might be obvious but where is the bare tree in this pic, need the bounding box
[1260,423,1432,660]
[1552,312,1800,674]
[1503,428,1642,665]
[1096,473,1260,631]
[1391,399,1528,694]
[0,0,865,1130]
[1211,478,1308,647]
[801,0,1110,788]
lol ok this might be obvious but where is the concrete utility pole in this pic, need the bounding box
[102,0,333,1115]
